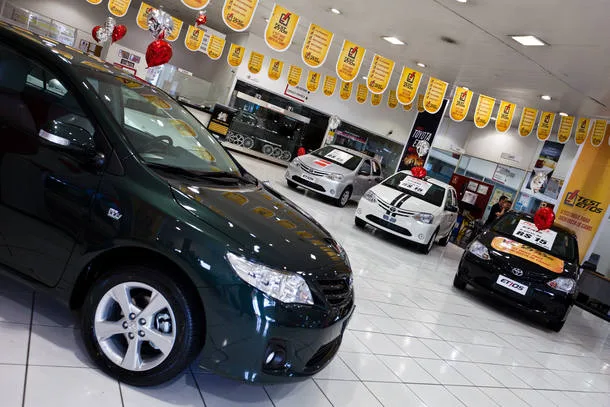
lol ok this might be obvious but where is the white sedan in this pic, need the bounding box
[355,171,459,254]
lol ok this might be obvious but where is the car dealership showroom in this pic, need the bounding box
[1,0,610,406]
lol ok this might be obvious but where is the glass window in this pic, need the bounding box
[311,146,363,171]
[425,148,459,184]
[359,160,371,175]
[383,173,446,207]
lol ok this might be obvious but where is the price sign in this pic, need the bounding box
[399,176,432,195]
[324,149,353,164]
[512,220,557,251]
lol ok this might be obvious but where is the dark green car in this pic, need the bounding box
[0,23,354,386]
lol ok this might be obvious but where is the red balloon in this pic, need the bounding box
[195,13,207,27]
[411,166,427,179]
[92,25,102,42]
[112,25,127,43]
[146,39,173,68]
[534,207,555,231]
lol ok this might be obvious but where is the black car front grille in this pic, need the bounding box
[316,276,353,318]
[292,176,326,192]
[378,198,415,217]
[366,215,412,236]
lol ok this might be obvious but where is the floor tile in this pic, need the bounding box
[480,388,530,407]
[340,330,371,353]
[447,385,499,407]
[0,321,30,364]
[339,352,401,382]
[352,331,406,356]
[315,379,382,407]
[32,293,76,327]
[480,364,530,388]
[265,379,332,407]
[409,384,465,406]
[314,356,358,380]
[121,373,204,407]
[24,366,121,407]
[0,289,32,324]
[365,382,427,407]
[28,325,90,368]
[415,358,471,385]
[422,338,470,361]
[378,355,437,384]
[0,364,26,407]
[388,335,440,359]
[447,361,502,386]
[515,389,560,407]
[193,374,273,407]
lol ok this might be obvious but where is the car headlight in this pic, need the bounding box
[413,212,434,224]
[289,157,300,168]
[325,173,344,181]
[226,253,314,305]
[547,277,576,294]
[363,190,377,203]
[468,240,490,260]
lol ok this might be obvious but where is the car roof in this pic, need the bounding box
[397,170,453,189]
[0,21,145,83]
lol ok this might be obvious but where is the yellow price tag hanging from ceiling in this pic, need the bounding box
[537,112,556,141]
[264,4,300,52]
[207,35,226,60]
[396,67,422,106]
[371,93,382,106]
[302,24,334,68]
[423,77,448,114]
[336,40,366,83]
[287,65,302,86]
[87,0,103,5]
[474,95,495,128]
[268,59,284,81]
[166,17,183,42]
[248,51,264,74]
[323,76,337,97]
[184,25,205,52]
[388,90,398,109]
[449,87,473,122]
[590,119,607,147]
[227,44,245,67]
[557,115,575,144]
[222,0,259,32]
[574,118,591,145]
[137,2,153,30]
[306,71,321,92]
[339,81,353,100]
[356,83,368,104]
[108,0,131,17]
[181,0,209,10]
[495,101,517,133]
[417,94,425,112]
[366,54,395,94]
[518,107,538,137]
[404,101,413,111]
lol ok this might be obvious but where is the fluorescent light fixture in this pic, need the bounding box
[382,36,405,45]
[456,0,468,3]
[416,62,426,68]
[559,112,568,117]
[491,117,497,121]
[362,76,368,80]
[511,35,546,46]
[329,8,342,15]
[541,95,552,101]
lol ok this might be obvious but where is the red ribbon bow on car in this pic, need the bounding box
[534,207,555,230]
[411,166,427,179]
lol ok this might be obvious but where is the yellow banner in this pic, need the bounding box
[557,116,575,144]
[264,4,299,52]
[336,40,366,83]
[366,54,395,94]
[184,25,205,52]
[166,18,183,42]
[474,95,495,128]
[181,0,209,10]
[108,0,131,17]
[268,58,284,81]
[339,81,353,100]
[227,44,245,67]
[417,94,425,112]
[87,0,103,4]
[371,93,382,106]
[575,118,591,145]
[537,112,556,141]
[323,76,337,96]
[518,107,538,137]
[306,71,321,92]
[449,87,473,122]
[491,237,564,274]
[356,83,368,104]
[302,24,333,68]
[590,119,607,147]
[404,102,413,111]
[422,77,447,114]
[207,35,226,60]
[222,0,259,32]
[396,67,422,106]
[248,51,264,74]
[556,141,610,261]
[287,65,302,86]
[495,100,516,133]
[136,2,152,30]
[388,90,398,109]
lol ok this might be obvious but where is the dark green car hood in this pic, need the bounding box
[170,181,350,273]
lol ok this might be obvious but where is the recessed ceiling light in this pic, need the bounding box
[416,62,426,68]
[559,112,568,117]
[362,76,368,80]
[491,117,497,121]
[382,36,405,45]
[511,35,546,46]
[541,95,552,101]
[462,86,469,90]
[456,0,468,3]
[329,8,342,15]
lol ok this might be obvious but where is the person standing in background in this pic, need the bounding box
[485,195,507,226]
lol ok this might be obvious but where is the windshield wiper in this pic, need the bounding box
[198,171,258,185]
[147,163,257,185]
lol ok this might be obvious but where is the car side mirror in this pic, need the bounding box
[39,120,104,167]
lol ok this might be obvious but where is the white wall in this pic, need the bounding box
[433,120,471,153]
[592,216,610,277]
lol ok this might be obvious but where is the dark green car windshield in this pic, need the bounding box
[80,70,240,175]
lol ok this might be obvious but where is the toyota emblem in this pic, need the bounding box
[512,268,524,277]
[390,206,397,212]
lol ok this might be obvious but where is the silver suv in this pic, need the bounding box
[285,145,384,207]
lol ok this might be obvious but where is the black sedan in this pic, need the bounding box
[454,212,579,332]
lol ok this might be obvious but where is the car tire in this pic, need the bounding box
[336,187,352,207]
[287,180,298,189]
[419,230,438,254]
[355,217,366,228]
[453,272,467,290]
[81,265,204,387]
[438,233,450,247]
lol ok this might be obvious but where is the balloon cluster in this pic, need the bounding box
[92,17,127,43]
[534,207,555,231]
[145,7,174,68]
[411,166,427,179]
[195,10,208,27]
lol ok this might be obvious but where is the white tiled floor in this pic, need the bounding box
[0,152,609,406]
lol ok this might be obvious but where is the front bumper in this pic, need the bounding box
[355,198,436,245]
[196,283,354,383]
[458,253,573,321]
[285,166,345,199]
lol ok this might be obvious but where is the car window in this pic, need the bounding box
[311,146,362,171]
[359,160,371,175]
[492,213,578,261]
[372,160,382,176]
[382,173,446,207]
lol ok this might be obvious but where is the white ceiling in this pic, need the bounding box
[153,0,610,118]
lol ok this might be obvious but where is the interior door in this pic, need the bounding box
[0,45,103,286]
[443,188,458,236]
[353,159,372,197]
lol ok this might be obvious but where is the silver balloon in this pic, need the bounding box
[328,115,341,130]
[147,8,174,39]
[104,16,116,34]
